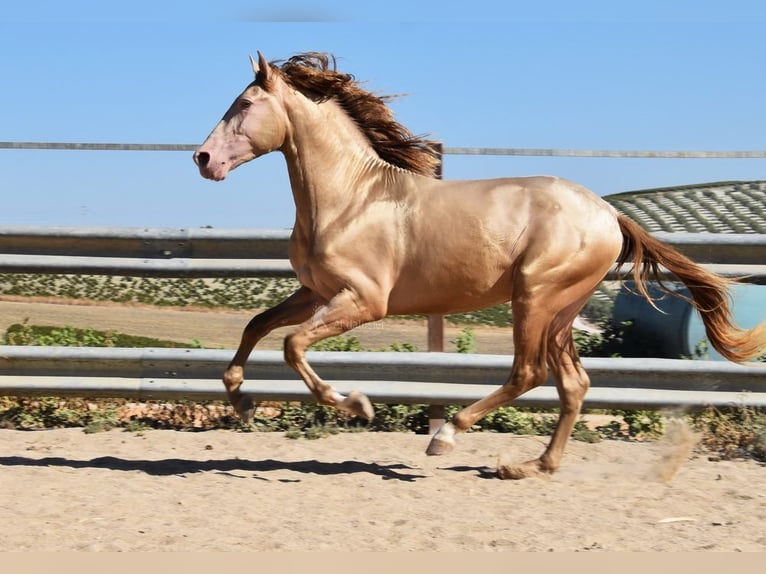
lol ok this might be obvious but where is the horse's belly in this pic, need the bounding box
[387,269,513,316]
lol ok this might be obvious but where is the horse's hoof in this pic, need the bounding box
[235,394,256,423]
[496,458,552,480]
[341,391,374,421]
[425,437,454,456]
[425,422,456,456]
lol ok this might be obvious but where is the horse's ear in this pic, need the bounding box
[249,54,258,78]
[250,51,271,86]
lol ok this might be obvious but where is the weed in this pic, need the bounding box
[310,336,364,352]
[452,328,476,354]
[3,320,193,348]
[621,410,666,439]
[690,406,766,462]
[572,421,603,443]
[446,304,513,328]
[123,420,151,433]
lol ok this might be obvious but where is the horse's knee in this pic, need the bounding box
[511,362,548,392]
[558,370,591,413]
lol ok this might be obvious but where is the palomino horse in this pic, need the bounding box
[194,52,765,479]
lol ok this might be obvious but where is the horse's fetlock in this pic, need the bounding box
[451,411,473,432]
[538,453,559,473]
[222,367,244,390]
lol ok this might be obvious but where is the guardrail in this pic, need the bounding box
[0,347,764,410]
[0,226,764,281]
[0,227,295,278]
[0,226,764,416]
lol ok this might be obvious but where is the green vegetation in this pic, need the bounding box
[3,319,198,348]
[451,327,476,354]
[446,304,513,328]
[0,274,299,311]
[692,406,766,461]
[309,335,418,353]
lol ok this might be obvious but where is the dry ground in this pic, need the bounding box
[0,428,764,552]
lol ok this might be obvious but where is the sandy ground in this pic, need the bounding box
[0,427,764,552]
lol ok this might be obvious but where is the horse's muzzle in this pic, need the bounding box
[193,150,227,181]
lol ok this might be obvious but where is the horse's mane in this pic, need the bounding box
[259,52,440,177]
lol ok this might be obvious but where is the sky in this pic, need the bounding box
[1,1,765,230]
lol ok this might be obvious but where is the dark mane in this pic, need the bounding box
[261,52,440,177]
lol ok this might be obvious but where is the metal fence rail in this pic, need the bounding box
[0,226,764,282]
[0,347,764,410]
[4,140,766,159]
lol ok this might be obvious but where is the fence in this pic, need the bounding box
[0,225,763,280]
[5,140,766,158]
[2,141,766,418]
[0,226,764,419]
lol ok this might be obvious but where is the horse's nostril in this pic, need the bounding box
[194,151,210,167]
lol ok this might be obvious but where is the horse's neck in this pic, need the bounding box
[280,97,394,234]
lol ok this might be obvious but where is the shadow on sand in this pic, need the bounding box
[0,454,429,482]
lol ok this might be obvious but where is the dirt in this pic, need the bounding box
[0,427,764,552]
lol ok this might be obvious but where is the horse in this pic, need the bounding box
[193,51,766,479]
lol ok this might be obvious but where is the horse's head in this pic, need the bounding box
[194,51,287,181]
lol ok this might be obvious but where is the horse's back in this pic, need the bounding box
[439,174,615,211]
[383,174,622,315]
[419,174,620,241]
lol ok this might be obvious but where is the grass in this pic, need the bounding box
[3,319,199,348]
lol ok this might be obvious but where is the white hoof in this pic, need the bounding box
[426,422,457,456]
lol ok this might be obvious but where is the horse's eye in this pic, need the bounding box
[239,100,252,111]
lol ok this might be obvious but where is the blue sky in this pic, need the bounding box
[1,1,765,229]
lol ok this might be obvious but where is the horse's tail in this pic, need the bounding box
[616,213,766,363]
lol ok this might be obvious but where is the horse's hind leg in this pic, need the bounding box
[497,328,590,479]
[426,298,551,459]
[223,286,322,421]
[495,292,593,479]
[427,285,597,479]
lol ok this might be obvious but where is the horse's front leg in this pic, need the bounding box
[282,288,385,420]
[224,286,323,421]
